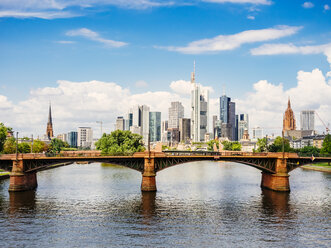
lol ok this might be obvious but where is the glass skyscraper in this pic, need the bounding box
[149,112,161,142]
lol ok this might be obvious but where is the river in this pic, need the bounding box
[0,162,330,247]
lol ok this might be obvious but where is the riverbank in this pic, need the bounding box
[0,169,10,179]
[301,163,331,173]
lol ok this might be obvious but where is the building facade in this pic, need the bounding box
[46,104,54,140]
[238,114,249,140]
[179,118,191,143]
[300,110,315,131]
[67,131,78,147]
[115,116,125,131]
[168,102,184,129]
[149,112,161,142]
[220,94,236,140]
[77,127,93,148]
[283,98,296,131]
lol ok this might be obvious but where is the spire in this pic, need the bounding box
[48,102,52,124]
[191,60,196,84]
[287,97,291,109]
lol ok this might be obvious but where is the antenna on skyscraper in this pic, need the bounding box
[191,60,196,83]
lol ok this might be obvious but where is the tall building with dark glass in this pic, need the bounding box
[149,112,161,142]
[67,131,78,147]
[220,94,236,140]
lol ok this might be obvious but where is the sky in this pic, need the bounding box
[0,0,331,138]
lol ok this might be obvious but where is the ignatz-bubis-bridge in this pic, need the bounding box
[1,150,330,193]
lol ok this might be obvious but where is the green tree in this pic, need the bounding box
[256,138,267,152]
[298,146,320,157]
[95,130,145,155]
[268,136,291,152]
[221,140,241,151]
[207,140,219,151]
[49,138,67,154]
[18,142,31,153]
[0,123,11,152]
[32,140,48,153]
[321,134,331,155]
[231,141,242,151]
[3,137,16,154]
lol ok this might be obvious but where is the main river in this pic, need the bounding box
[0,162,330,247]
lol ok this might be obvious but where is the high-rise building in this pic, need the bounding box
[46,103,54,140]
[220,93,236,140]
[67,131,78,147]
[57,133,67,142]
[238,114,249,140]
[191,63,209,142]
[77,127,93,148]
[168,102,184,129]
[149,112,161,142]
[283,98,296,131]
[212,115,218,139]
[129,105,150,144]
[116,116,125,131]
[300,110,315,131]
[179,118,191,143]
[161,120,168,142]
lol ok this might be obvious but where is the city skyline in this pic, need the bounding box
[0,1,331,137]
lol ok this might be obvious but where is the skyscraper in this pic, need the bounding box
[238,114,249,140]
[129,105,150,144]
[220,93,236,140]
[300,110,315,131]
[179,118,191,143]
[46,103,54,140]
[168,101,184,129]
[283,98,296,131]
[115,116,125,131]
[161,120,168,142]
[67,131,78,147]
[191,62,209,142]
[77,127,93,148]
[149,112,161,142]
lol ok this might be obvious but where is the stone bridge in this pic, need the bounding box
[1,151,330,192]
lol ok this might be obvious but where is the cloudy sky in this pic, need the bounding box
[0,0,330,138]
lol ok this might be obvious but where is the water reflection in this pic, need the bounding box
[9,191,36,215]
[261,189,290,215]
[141,191,156,219]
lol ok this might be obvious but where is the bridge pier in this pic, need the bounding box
[261,158,290,192]
[141,157,157,192]
[9,160,37,192]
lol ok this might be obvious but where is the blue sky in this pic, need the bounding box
[0,0,331,137]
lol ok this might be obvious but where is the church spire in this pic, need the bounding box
[46,103,54,140]
[288,97,291,109]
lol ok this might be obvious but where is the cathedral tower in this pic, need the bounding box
[46,103,54,140]
[283,98,296,131]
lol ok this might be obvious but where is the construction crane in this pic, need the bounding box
[315,112,330,134]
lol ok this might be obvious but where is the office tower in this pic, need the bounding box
[191,62,209,142]
[129,105,150,144]
[46,103,54,140]
[300,110,315,131]
[220,93,236,140]
[238,114,249,140]
[67,131,78,147]
[252,127,263,140]
[149,112,161,142]
[115,116,125,131]
[283,98,296,131]
[77,127,93,148]
[212,115,218,139]
[179,118,191,143]
[168,101,184,129]
[167,128,180,144]
[161,120,168,142]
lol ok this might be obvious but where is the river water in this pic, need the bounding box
[0,162,330,247]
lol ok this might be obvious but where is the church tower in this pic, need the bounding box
[283,98,296,131]
[46,103,54,140]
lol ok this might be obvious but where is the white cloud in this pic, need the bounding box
[170,80,214,95]
[302,2,314,8]
[325,4,330,11]
[247,15,255,20]
[0,95,13,110]
[66,28,128,48]
[0,10,78,19]
[203,0,272,4]
[250,43,331,55]
[159,25,302,54]
[135,80,148,88]
[55,40,76,44]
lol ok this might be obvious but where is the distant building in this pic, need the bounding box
[130,105,150,144]
[179,118,191,143]
[212,115,218,139]
[167,128,180,144]
[283,98,296,132]
[300,110,315,131]
[161,120,168,143]
[220,94,236,140]
[77,127,93,148]
[168,101,184,129]
[57,133,67,142]
[191,64,209,142]
[238,114,249,140]
[221,123,233,140]
[46,103,54,140]
[116,116,125,131]
[149,112,161,142]
[67,131,78,147]
[252,127,263,140]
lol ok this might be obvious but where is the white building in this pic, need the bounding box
[252,127,264,140]
[77,127,93,148]
[191,63,209,142]
[238,114,249,141]
[168,101,184,129]
[300,110,315,131]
